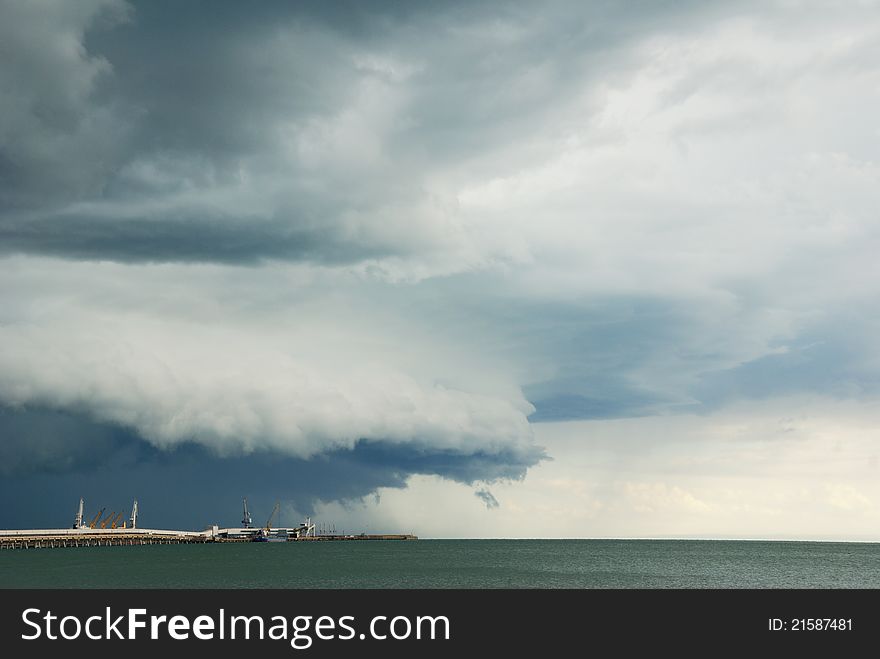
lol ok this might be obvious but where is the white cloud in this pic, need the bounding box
[0,257,538,465]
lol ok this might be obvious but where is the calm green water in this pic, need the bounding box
[1,539,878,588]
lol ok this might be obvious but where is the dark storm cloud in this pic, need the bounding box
[0,210,394,265]
[0,405,543,529]
[0,405,125,476]
[0,0,720,264]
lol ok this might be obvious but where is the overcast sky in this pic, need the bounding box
[2,0,879,538]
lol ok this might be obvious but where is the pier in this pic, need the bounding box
[0,528,211,550]
[0,528,417,550]
[0,498,417,549]
[292,534,418,542]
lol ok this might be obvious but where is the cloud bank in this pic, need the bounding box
[2,0,880,533]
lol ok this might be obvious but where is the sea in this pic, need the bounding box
[1,539,878,588]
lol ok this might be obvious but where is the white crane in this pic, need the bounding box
[129,499,138,529]
[73,497,84,529]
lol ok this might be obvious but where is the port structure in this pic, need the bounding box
[266,502,280,531]
[73,498,84,529]
[72,498,138,531]
[241,498,252,528]
[87,508,104,529]
[0,498,417,549]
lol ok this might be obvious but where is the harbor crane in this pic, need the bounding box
[88,508,105,529]
[110,512,125,529]
[265,501,280,533]
[74,499,138,530]
[241,498,253,528]
[100,511,116,529]
[73,497,84,529]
